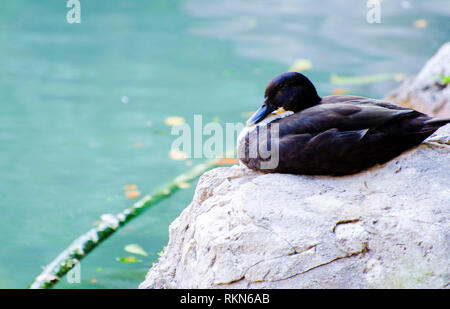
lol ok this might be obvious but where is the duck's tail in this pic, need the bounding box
[424,117,450,128]
[412,117,450,136]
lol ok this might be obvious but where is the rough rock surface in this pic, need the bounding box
[140,125,450,289]
[385,42,450,117]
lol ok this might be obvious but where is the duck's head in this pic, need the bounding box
[246,72,321,126]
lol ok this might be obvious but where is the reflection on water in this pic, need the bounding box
[0,0,448,288]
[184,0,449,94]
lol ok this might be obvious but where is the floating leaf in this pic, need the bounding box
[211,116,220,123]
[330,73,404,85]
[124,184,137,191]
[124,244,148,256]
[223,69,236,76]
[216,158,239,165]
[117,256,141,263]
[394,73,406,82]
[332,88,348,95]
[165,116,185,126]
[156,250,164,257]
[90,278,97,283]
[169,149,187,161]
[96,267,103,272]
[414,19,427,28]
[125,190,141,199]
[288,59,312,72]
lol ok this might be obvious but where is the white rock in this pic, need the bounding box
[140,125,450,289]
[385,42,450,117]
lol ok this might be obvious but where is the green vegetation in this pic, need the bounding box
[437,73,450,86]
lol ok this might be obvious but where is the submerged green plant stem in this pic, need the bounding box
[29,158,222,289]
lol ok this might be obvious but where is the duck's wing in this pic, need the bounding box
[278,102,422,136]
[276,128,373,175]
[240,100,440,175]
[270,103,429,174]
[321,95,410,110]
[321,95,368,104]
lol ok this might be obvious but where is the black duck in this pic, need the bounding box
[238,72,450,175]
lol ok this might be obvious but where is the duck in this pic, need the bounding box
[238,72,450,175]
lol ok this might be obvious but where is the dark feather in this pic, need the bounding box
[239,97,448,175]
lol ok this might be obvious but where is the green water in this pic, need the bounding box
[0,0,448,288]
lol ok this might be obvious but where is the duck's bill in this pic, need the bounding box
[246,100,277,126]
